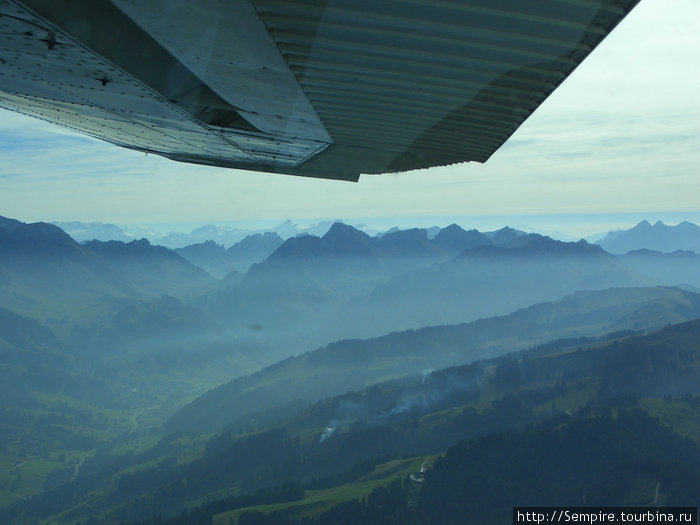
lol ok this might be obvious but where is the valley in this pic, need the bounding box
[0,216,699,523]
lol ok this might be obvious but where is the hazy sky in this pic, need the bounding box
[0,0,698,237]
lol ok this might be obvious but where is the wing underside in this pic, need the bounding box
[0,0,639,181]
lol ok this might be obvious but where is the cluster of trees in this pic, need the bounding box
[127,482,304,525]
[239,479,412,525]
[237,411,700,525]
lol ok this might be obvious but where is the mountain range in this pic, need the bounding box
[53,218,700,255]
[0,217,215,322]
[174,232,284,278]
[52,219,381,249]
[4,215,700,362]
[3,213,700,523]
[595,219,700,254]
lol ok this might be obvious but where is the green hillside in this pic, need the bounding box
[7,317,700,524]
[167,286,700,435]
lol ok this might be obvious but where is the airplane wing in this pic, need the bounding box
[0,0,639,181]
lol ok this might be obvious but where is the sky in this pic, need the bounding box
[0,0,699,239]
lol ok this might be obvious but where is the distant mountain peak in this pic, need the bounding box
[511,233,558,250]
[380,227,429,241]
[432,223,466,240]
[441,223,465,234]
[191,224,218,235]
[472,234,606,257]
[323,221,360,237]
[0,216,81,255]
[0,215,23,228]
[433,224,491,253]
[320,223,373,255]
[175,239,225,256]
[378,226,401,237]
[83,237,162,255]
[527,235,602,252]
[489,226,526,246]
[598,220,700,254]
[376,227,436,256]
